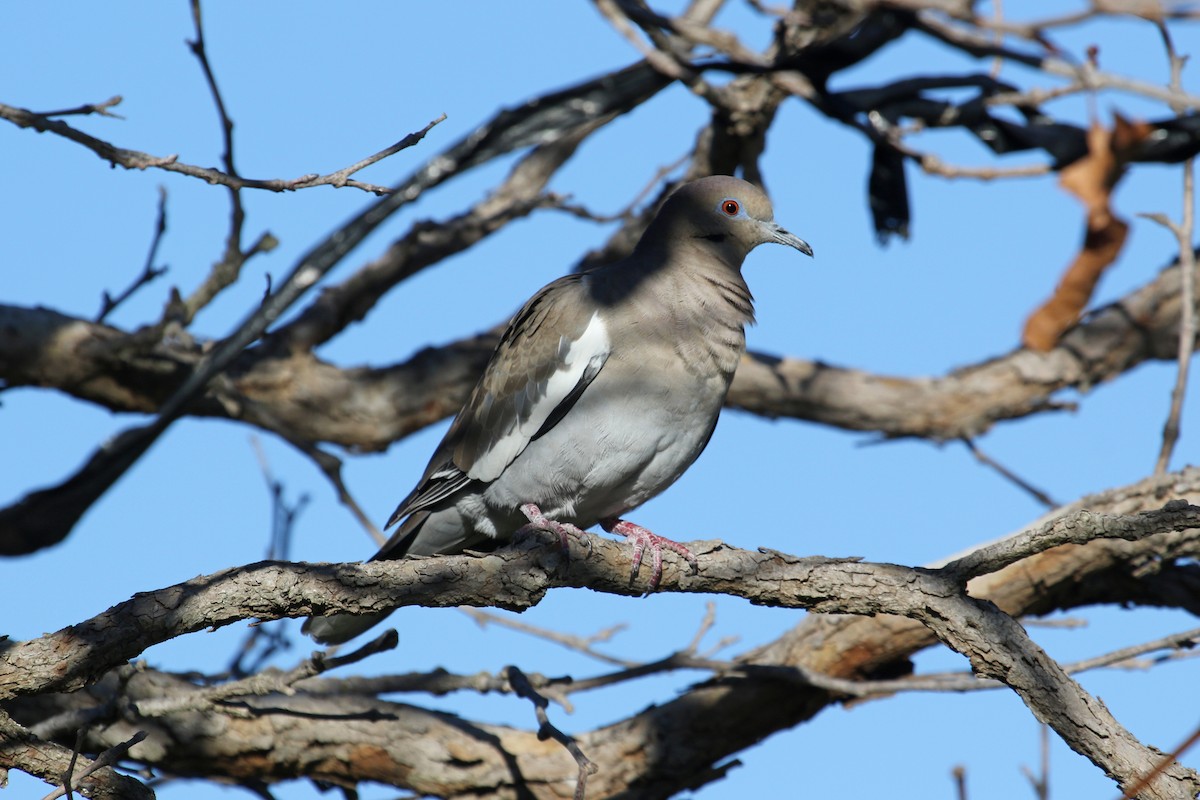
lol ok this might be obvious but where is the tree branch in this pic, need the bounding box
[0,99,445,197]
[3,475,1200,797]
[1,240,1193,475]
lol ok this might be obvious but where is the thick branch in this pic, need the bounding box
[2,245,1191,465]
[0,711,151,800]
[3,474,1199,797]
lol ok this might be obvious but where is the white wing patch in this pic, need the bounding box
[468,311,610,482]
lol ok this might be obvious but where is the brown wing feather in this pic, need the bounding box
[385,273,605,527]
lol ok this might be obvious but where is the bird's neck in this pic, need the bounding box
[611,246,755,378]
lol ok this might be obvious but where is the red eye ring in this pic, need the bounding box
[721,199,740,216]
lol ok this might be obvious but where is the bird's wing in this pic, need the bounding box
[386,273,610,528]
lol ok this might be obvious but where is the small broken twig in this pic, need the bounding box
[505,665,597,800]
[96,186,169,323]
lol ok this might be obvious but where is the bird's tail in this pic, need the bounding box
[301,608,394,645]
[300,511,432,645]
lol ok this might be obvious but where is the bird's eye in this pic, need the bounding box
[721,199,740,216]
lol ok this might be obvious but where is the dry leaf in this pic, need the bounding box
[1022,114,1152,352]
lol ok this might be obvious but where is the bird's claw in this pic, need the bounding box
[601,518,699,590]
[518,503,590,563]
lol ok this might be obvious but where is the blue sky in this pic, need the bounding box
[3,3,1198,799]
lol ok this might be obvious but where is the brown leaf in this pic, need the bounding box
[1022,115,1153,352]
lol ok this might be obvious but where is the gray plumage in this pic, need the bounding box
[305,175,812,644]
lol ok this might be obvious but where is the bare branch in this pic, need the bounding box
[917,153,1051,180]
[1064,627,1200,674]
[96,186,169,323]
[1122,725,1200,800]
[0,711,151,800]
[915,12,1200,110]
[460,608,635,668]
[0,98,446,199]
[0,101,445,555]
[0,100,444,198]
[135,632,397,719]
[32,95,124,119]
[10,6,1200,799]
[289,115,449,193]
[40,731,147,800]
[0,239,1193,483]
[5,494,1197,700]
[940,500,1200,581]
[1020,724,1051,800]
[3,485,1199,797]
[960,438,1059,508]
[966,2,1200,43]
[504,666,597,800]
[6,466,1200,797]
[266,119,599,354]
[1149,21,1196,475]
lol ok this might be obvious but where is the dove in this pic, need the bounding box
[305,175,812,644]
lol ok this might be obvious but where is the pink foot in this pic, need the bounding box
[518,503,590,559]
[600,517,699,589]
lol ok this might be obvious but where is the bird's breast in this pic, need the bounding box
[481,348,730,526]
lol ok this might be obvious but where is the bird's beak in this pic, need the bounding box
[768,222,814,257]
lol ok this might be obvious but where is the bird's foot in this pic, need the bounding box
[518,503,591,561]
[600,517,699,590]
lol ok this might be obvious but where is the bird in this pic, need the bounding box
[304,175,813,644]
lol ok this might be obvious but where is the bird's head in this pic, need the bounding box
[649,175,813,267]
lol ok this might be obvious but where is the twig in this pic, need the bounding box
[916,12,1200,110]
[685,601,719,653]
[1062,627,1200,674]
[940,501,1200,582]
[952,764,968,800]
[1118,724,1200,800]
[794,624,1200,697]
[40,731,148,800]
[961,438,1058,508]
[552,153,689,223]
[0,100,445,198]
[290,117,448,191]
[591,0,728,107]
[33,95,124,119]
[136,630,398,718]
[1023,616,1088,629]
[225,436,311,677]
[968,3,1200,43]
[179,228,277,327]
[8,7,440,211]
[281,435,383,547]
[301,606,725,710]
[0,111,439,553]
[919,154,1050,181]
[320,629,402,671]
[593,0,695,83]
[460,607,634,667]
[295,660,580,713]
[505,665,597,800]
[985,81,1099,109]
[1149,21,1196,475]
[743,0,789,16]
[0,0,449,554]
[180,0,256,327]
[987,0,1005,78]
[188,0,236,182]
[1021,723,1051,800]
[249,436,309,563]
[96,187,169,323]
[60,729,84,800]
